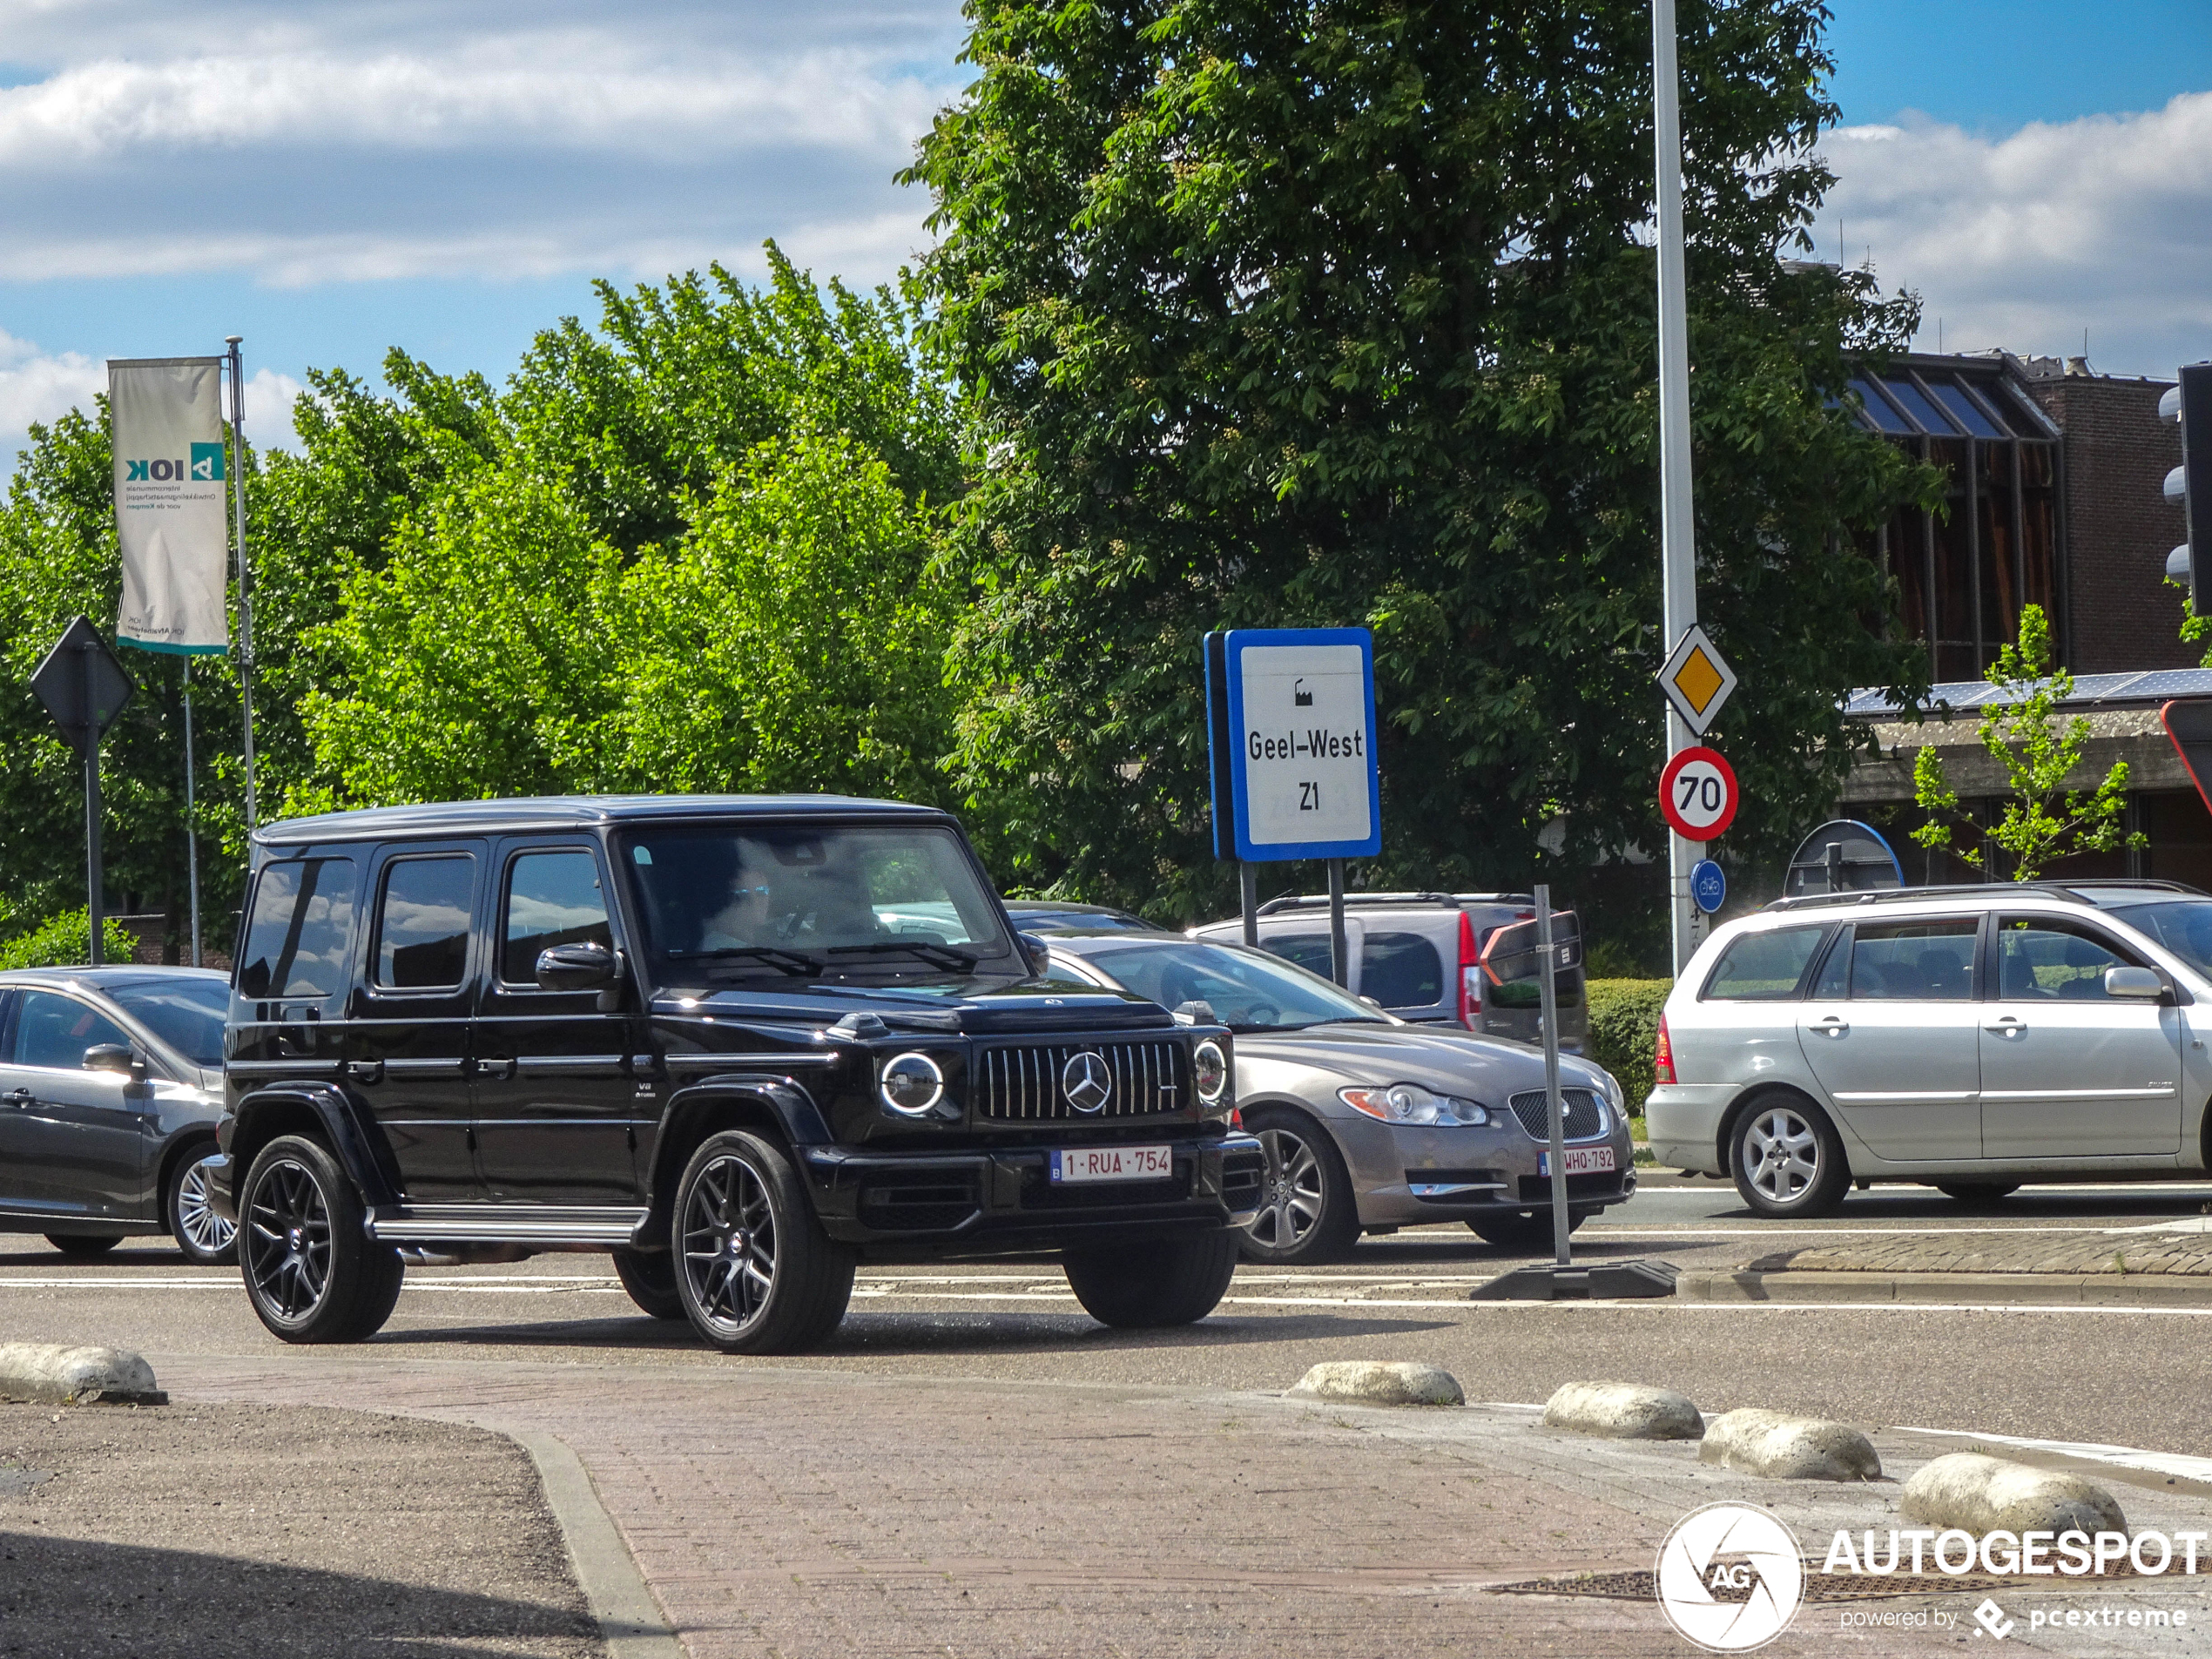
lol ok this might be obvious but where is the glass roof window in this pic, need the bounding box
[1849,376,1912,434]
[1928,379,2007,439]
[1882,375,1959,435]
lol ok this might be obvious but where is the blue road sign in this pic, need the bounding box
[1205,627,1381,863]
[1690,859,1726,914]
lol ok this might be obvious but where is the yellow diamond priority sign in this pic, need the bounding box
[1657,624,1737,736]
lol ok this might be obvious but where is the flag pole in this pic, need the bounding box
[183,659,201,968]
[225,335,257,833]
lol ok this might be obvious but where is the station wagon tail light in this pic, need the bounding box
[1654,1015,1676,1087]
[1455,911,1481,1028]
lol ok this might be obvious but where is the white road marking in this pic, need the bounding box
[1894,1426,2212,1486]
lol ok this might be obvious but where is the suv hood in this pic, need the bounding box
[657,980,1178,1035]
[1236,1021,1610,1099]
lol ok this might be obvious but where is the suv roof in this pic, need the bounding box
[1254,891,1537,917]
[252,793,946,847]
[1764,880,2207,915]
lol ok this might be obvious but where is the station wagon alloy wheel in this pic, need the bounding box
[1730,1095,1850,1219]
[172,1150,238,1265]
[1743,1107,1820,1205]
[244,1156,334,1320]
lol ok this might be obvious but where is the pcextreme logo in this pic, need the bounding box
[1656,1503,1805,1652]
[123,442,225,482]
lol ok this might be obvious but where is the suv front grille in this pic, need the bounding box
[973,1041,1186,1121]
[1507,1089,1606,1143]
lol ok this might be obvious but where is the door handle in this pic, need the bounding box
[1985,1019,2027,1037]
[1812,1018,1849,1038]
[475,1055,517,1082]
[3,1087,30,1108]
[347,1059,385,1085]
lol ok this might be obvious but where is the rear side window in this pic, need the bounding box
[1849,918,1979,1001]
[502,850,612,983]
[1703,926,1828,1000]
[374,855,477,990]
[1360,932,1442,1007]
[237,858,359,1000]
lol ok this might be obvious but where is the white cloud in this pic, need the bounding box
[240,367,304,454]
[0,328,101,435]
[1820,91,2212,377]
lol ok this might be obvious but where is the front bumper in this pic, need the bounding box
[203,1153,239,1223]
[1332,1112,1636,1225]
[800,1132,1266,1257]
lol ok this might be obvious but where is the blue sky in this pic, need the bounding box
[1,0,2206,467]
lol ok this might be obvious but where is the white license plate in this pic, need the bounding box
[1538,1145,1616,1176]
[1049,1145,1175,1184]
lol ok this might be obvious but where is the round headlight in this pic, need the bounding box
[1192,1040,1228,1103]
[879,1051,945,1116]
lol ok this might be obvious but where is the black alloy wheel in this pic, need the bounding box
[1935,1181,2022,1206]
[672,1130,853,1355]
[611,1247,686,1320]
[1467,1209,1589,1249]
[1062,1232,1240,1327]
[44,1233,125,1258]
[238,1135,404,1344]
[169,1144,239,1266]
[1238,1108,1359,1264]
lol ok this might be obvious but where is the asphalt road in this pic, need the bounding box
[7,1172,2212,1462]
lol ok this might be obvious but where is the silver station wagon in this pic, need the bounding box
[1646,881,2212,1217]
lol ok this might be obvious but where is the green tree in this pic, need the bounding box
[1911,604,2139,880]
[905,0,1935,920]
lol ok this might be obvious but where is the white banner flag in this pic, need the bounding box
[110,356,230,655]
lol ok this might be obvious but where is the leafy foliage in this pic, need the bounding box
[1586,975,1672,1117]
[0,908,141,971]
[905,0,1936,921]
[1911,604,2141,881]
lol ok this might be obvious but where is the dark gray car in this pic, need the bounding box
[0,967,236,1263]
[1033,927,1632,1263]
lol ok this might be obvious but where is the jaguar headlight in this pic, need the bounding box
[879,1051,946,1116]
[1339,1083,1491,1126]
[1192,1040,1229,1103]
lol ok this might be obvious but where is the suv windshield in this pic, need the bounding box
[2109,900,2212,977]
[1083,940,1386,1033]
[619,821,1021,985]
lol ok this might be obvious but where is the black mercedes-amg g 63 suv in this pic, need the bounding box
[208,796,1262,1353]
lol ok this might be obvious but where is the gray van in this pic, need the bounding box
[1191,892,1587,1053]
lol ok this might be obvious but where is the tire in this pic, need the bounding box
[238,1134,405,1344]
[44,1233,124,1258]
[672,1130,854,1355]
[1467,1209,1590,1249]
[611,1248,686,1320]
[167,1143,239,1266]
[1936,1181,2020,1205]
[1730,1094,1851,1218]
[1238,1108,1359,1264]
[1062,1231,1239,1327]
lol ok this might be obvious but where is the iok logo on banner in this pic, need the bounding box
[122,443,226,483]
[109,357,231,656]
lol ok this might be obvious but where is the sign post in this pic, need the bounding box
[30,618,138,966]
[1205,627,1381,985]
[1535,885,1570,1266]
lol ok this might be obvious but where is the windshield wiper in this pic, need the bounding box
[669,946,824,978]
[826,941,981,972]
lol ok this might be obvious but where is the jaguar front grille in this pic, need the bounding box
[1506,1088,1607,1143]
[973,1041,1186,1121]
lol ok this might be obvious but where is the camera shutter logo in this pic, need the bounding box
[1655,1502,1804,1652]
[1061,1051,1113,1113]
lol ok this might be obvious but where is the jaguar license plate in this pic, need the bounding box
[1538,1146,1616,1176]
[1049,1145,1174,1184]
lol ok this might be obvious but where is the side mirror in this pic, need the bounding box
[1172,999,1217,1026]
[83,1043,138,1076]
[1359,995,1383,1010]
[536,941,616,992]
[2107,966,2165,1000]
[1016,932,1051,977]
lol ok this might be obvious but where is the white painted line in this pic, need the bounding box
[1894,1425,2212,1487]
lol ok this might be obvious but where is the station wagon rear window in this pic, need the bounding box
[1703,926,1827,1000]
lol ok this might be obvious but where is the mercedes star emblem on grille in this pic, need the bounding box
[1061,1051,1113,1113]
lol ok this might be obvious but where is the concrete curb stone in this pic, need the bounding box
[1696,1408,1882,1481]
[1901,1452,2128,1534]
[1541,1380,1703,1440]
[0,1342,166,1406]
[1287,1361,1465,1406]
[1675,1268,2212,1307]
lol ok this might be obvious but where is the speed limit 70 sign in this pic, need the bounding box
[1659,745,1737,841]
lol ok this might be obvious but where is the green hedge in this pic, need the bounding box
[0,908,140,971]
[1586,978,1673,1118]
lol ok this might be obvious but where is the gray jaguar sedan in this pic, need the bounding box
[1016,917,1635,1262]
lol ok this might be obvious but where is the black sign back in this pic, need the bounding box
[30,616,137,754]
